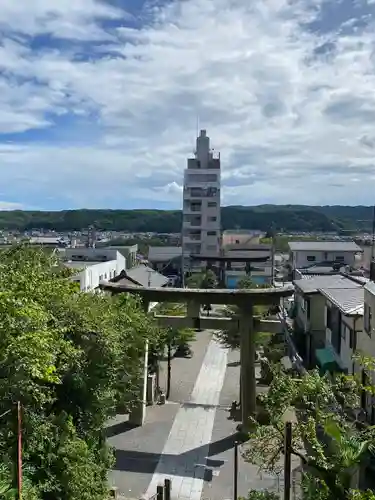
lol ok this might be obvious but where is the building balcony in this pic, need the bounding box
[184,181,221,190]
[183,205,202,213]
[184,187,220,199]
[183,235,202,246]
[182,220,202,229]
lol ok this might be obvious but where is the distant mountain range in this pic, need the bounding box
[0,206,374,233]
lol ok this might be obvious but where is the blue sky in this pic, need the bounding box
[0,0,375,210]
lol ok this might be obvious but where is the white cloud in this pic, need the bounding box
[0,0,374,208]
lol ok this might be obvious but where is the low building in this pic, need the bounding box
[319,283,375,423]
[222,229,265,248]
[105,245,138,269]
[28,236,69,247]
[288,241,362,274]
[61,248,126,292]
[223,245,273,287]
[292,274,367,367]
[318,286,364,374]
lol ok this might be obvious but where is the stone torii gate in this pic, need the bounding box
[100,282,294,428]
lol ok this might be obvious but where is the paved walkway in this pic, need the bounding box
[144,339,228,500]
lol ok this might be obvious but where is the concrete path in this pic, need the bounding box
[144,338,228,500]
[107,331,213,500]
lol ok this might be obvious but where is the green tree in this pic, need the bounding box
[215,277,272,349]
[241,491,279,500]
[153,303,195,398]
[243,361,375,500]
[0,245,162,499]
[186,269,218,289]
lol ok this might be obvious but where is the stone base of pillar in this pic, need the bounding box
[128,403,146,426]
[129,340,149,426]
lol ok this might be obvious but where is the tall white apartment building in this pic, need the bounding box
[182,130,221,266]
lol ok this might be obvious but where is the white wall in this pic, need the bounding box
[64,248,125,275]
[324,306,363,374]
[182,130,221,259]
[73,260,119,292]
[292,250,356,269]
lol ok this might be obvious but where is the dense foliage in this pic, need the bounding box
[0,246,162,499]
[214,277,271,349]
[186,269,218,289]
[244,359,375,500]
[1,205,375,232]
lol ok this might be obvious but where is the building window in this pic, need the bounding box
[326,306,333,330]
[208,216,217,222]
[364,302,372,336]
[335,256,345,262]
[341,323,346,340]
[306,299,311,321]
[349,329,357,350]
[207,245,216,251]
[208,202,217,208]
[207,231,217,236]
[99,275,103,281]
[306,255,316,262]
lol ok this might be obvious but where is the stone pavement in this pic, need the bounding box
[201,348,298,500]
[106,330,300,500]
[144,338,228,500]
[106,330,214,499]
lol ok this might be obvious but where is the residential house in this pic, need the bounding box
[293,272,375,422]
[292,274,366,367]
[318,286,364,375]
[288,241,362,275]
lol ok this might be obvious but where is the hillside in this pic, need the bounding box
[0,206,374,233]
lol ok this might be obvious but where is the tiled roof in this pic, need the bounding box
[288,241,362,252]
[126,265,169,288]
[294,274,364,294]
[148,246,182,262]
[318,287,364,316]
[299,266,341,275]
